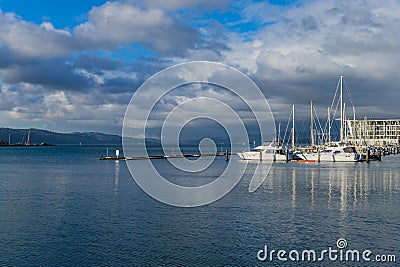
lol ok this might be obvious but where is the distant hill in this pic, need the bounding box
[0,122,339,146]
[0,128,150,145]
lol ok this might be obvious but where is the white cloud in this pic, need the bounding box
[74,2,199,53]
[42,91,74,119]
[0,11,72,60]
[40,22,71,36]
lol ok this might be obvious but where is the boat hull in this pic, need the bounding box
[237,151,276,161]
[237,151,293,161]
[298,152,359,162]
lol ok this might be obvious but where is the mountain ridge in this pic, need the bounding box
[0,128,150,145]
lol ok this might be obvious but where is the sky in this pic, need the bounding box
[1,0,400,136]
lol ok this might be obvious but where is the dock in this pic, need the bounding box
[99,151,231,161]
[99,145,400,163]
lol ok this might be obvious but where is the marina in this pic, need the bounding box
[237,75,400,163]
[98,76,400,165]
[99,144,400,162]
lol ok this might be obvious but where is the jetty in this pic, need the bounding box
[99,149,231,161]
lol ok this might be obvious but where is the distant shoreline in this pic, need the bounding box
[0,143,56,147]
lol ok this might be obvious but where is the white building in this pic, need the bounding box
[347,119,400,146]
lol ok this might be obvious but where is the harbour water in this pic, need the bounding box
[0,146,399,266]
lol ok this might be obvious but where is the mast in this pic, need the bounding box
[343,102,346,141]
[328,107,331,144]
[291,105,295,150]
[340,75,344,142]
[310,100,315,148]
[278,122,281,146]
[352,106,355,144]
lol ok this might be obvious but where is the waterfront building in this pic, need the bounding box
[346,119,400,146]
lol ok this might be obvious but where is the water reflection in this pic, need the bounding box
[353,172,357,206]
[328,174,332,208]
[363,168,369,199]
[292,168,296,208]
[310,169,315,208]
[248,159,400,215]
[340,171,347,212]
[281,163,400,210]
[114,160,120,195]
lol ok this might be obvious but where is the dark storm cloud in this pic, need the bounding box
[0,59,91,90]
[100,77,137,94]
[72,55,125,71]
[0,83,43,111]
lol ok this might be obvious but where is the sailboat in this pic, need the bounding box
[298,76,360,162]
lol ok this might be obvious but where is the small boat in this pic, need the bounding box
[298,142,360,162]
[237,141,300,161]
[238,105,305,162]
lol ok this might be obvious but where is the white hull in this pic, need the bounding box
[237,142,293,161]
[237,151,277,161]
[237,152,291,161]
[299,152,359,162]
[298,143,360,162]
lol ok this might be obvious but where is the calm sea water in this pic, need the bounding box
[0,145,399,266]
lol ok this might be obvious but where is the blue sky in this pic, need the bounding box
[1,0,400,135]
[0,0,105,27]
